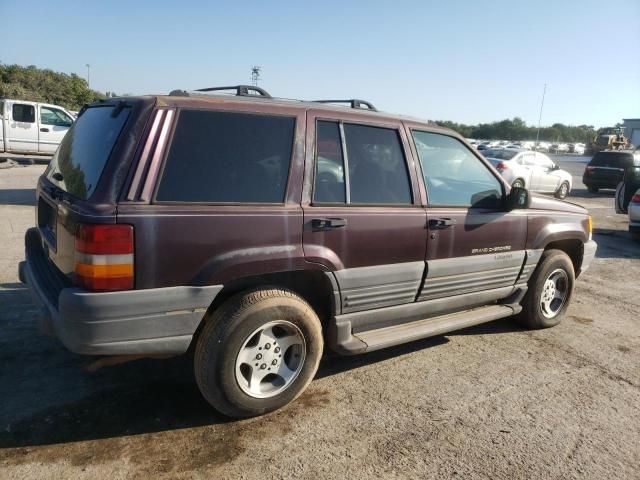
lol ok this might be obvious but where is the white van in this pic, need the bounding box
[0,99,75,155]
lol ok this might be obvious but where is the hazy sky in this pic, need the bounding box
[2,0,639,127]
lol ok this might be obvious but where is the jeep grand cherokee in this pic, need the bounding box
[19,85,597,417]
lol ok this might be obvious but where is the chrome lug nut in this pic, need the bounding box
[272,359,278,365]
[274,347,280,353]
[260,363,266,369]
[264,343,271,350]
[256,353,262,360]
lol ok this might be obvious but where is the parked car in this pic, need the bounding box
[568,143,585,155]
[483,148,573,198]
[628,191,640,241]
[614,159,640,241]
[583,150,640,192]
[549,143,569,153]
[19,85,597,418]
[0,99,75,155]
[533,142,549,152]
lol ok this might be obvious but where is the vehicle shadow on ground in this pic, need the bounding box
[0,189,36,206]
[592,228,640,259]
[0,303,462,450]
[568,188,615,199]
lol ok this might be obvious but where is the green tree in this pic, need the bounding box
[0,63,108,110]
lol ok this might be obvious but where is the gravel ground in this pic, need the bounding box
[0,156,638,479]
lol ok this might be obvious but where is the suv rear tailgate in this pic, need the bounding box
[35,99,154,281]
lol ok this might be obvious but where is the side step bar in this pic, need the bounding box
[331,303,521,355]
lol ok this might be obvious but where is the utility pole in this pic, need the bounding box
[251,66,261,86]
[535,83,547,151]
[85,64,91,88]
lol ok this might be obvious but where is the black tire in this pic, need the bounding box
[194,287,323,418]
[587,185,599,193]
[516,249,575,329]
[512,179,525,189]
[555,181,570,199]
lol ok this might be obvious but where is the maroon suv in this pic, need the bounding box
[19,85,597,417]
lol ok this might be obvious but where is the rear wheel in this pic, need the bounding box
[516,249,575,329]
[512,179,525,189]
[555,181,570,199]
[194,288,323,417]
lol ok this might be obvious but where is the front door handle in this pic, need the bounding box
[429,217,456,229]
[311,217,347,230]
[40,128,50,132]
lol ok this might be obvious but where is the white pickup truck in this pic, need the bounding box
[0,99,74,155]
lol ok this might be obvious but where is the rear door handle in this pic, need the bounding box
[429,217,456,229]
[40,128,50,132]
[311,217,347,230]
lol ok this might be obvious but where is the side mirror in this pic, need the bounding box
[506,186,530,210]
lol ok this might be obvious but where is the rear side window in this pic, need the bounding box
[13,103,35,123]
[156,110,295,203]
[314,121,346,203]
[45,105,131,199]
[590,152,633,168]
[344,124,411,204]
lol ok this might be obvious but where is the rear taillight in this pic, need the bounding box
[632,193,640,204]
[495,162,508,172]
[585,166,595,174]
[74,224,134,291]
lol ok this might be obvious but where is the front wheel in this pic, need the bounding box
[194,288,323,417]
[555,181,570,199]
[516,249,575,329]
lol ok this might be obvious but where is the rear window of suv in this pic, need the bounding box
[45,105,130,199]
[156,110,295,203]
[589,152,634,168]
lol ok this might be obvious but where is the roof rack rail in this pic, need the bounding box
[169,85,272,98]
[313,99,377,112]
[198,85,272,98]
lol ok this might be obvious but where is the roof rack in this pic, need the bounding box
[313,99,377,112]
[169,85,272,98]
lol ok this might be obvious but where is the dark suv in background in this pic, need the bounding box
[20,85,597,417]
[583,150,640,192]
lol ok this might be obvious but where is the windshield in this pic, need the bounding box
[45,105,130,199]
[483,149,518,160]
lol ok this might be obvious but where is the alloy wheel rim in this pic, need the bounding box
[235,320,306,399]
[560,183,568,197]
[540,268,569,318]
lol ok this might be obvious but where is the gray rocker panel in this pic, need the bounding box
[334,261,425,313]
[418,251,526,301]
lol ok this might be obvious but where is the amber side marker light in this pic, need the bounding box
[74,224,134,291]
[588,216,593,240]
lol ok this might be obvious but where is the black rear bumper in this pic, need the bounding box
[20,228,223,355]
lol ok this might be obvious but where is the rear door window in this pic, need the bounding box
[156,110,295,203]
[343,124,412,204]
[45,105,131,199]
[314,121,346,203]
[13,103,35,123]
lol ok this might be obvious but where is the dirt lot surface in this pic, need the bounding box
[1,157,638,479]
